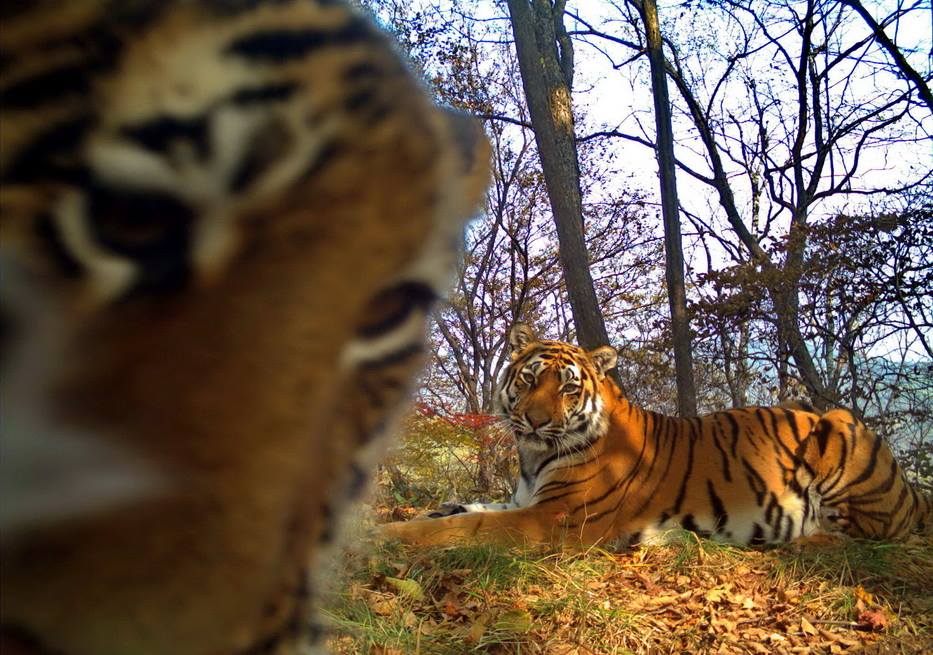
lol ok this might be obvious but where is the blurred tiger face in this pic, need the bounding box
[0,1,490,654]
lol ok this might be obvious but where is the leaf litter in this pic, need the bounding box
[325,517,933,654]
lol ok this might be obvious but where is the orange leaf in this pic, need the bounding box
[853,585,874,606]
[857,608,890,632]
[634,572,661,593]
[369,596,398,616]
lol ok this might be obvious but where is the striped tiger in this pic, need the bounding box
[1,2,489,654]
[382,324,932,547]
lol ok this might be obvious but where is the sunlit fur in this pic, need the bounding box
[383,325,932,548]
[0,2,489,654]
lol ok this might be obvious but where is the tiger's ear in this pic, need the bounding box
[588,346,618,379]
[508,323,537,359]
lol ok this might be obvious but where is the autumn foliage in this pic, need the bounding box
[325,530,933,654]
[377,405,515,508]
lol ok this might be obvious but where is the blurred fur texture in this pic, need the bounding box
[0,2,489,653]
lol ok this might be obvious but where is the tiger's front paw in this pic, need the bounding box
[379,520,414,543]
[379,516,455,545]
[425,503,469,519]
[819,507,852,534]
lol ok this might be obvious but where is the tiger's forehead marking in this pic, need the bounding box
[519,346,585,382]
[520,342,588,365]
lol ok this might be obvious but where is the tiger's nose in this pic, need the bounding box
[526,410,551,429]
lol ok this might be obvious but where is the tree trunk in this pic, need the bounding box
[640,0,697,416]
[506,0,619,379]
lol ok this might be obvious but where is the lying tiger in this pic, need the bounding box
[382,324,933,547]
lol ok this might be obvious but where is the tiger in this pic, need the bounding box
[381,323,933,547]
[0,2,489,654]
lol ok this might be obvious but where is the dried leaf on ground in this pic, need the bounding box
[384,576,425,601]
[465,612,492,644]
[367,594,398,616]
[372,646,404,655]
[494,609,533,634]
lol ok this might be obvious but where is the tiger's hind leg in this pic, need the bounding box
[794,409,932,539]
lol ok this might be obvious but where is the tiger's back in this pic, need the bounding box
[383,325,932,548]
[1,2,489,654]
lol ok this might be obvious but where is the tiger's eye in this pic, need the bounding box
[86,185,194,295]
[87,185,194,257]
[562,383,581,395]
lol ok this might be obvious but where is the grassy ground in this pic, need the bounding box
[322,508,933,655]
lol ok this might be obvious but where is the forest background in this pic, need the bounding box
[324,2,933,652]
[359,0,933,506]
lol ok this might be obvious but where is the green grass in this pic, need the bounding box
[657,528,748,571]
[323,522,933,654]
[411,543,546,593]
[772,539,897,583]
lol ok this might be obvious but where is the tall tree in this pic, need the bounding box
[505,0,617,363]
[636,0,697,416]
[660,0,926,408]
[570,0,929,409]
